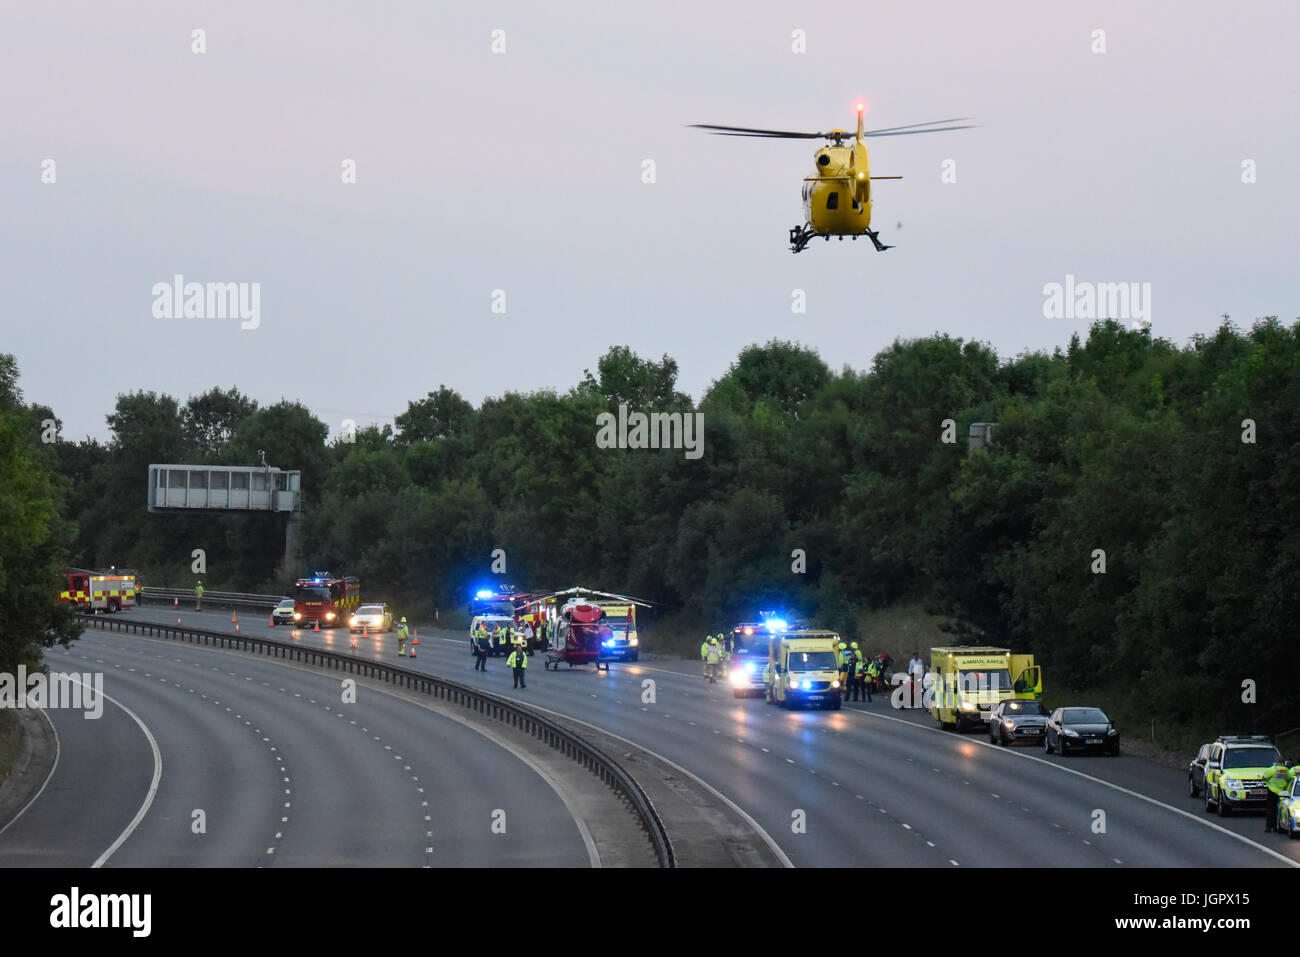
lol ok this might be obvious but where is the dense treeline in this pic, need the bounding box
[11,317,1300,740]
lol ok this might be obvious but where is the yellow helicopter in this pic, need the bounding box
[691,105,973,253]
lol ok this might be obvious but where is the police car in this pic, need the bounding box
[1203,735,1281,817]
[271,597,296,626]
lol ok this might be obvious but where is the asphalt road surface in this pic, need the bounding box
[122,603,1300,868]
[0,628,591,867]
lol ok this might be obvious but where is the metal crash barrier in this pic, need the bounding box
[138,587,281,612]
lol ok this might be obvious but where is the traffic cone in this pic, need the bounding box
[232,612,237,624]
[268,615,275,627]
[234,621,240,633]
[351,629,358,649]
[173,597,179,610]
[313,619,319,632]
[411,632,418,658]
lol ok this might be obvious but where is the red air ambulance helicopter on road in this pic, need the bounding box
[691,104,973,253]
[523,586,652,672]
[545,598,611,671]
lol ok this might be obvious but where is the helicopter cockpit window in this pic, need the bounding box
[826,191,839,210]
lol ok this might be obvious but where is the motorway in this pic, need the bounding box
[102,604,1300,867]
[0,627,591,867]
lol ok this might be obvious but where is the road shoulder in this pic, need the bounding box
[0,708,58,834]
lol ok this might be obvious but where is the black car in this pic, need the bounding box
[1044,707,1120,756]
[1188,743,1211,796]
[989,699,1049,746]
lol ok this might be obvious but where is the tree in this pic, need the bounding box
[0,355,80,670]
[575,346,689,410]
[706,340,830,418]
[394,387,474,445]
[182,386,258,459]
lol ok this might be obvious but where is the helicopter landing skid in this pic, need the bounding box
[788,224,893,253]
[864,228,893,252]
[789,225,817,253]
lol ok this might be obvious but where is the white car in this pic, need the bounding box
[349,603,394,634]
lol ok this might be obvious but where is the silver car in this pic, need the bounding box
[349,603,393,634]
[989,698,1049,745]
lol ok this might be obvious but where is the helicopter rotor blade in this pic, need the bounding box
[862,117,972,134]
[688,124,828,139]
[864,120,976,137]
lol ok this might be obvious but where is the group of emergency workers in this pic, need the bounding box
[699,633,728,683]
[832,641,885,702]
[472,619,543,688]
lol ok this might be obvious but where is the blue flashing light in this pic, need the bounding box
[766,618,788,631]
[475,589,493,599]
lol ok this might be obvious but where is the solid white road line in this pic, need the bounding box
[56,675,165,869]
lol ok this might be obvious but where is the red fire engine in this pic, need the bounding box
[59,568,138,613]
[292,572,360,627]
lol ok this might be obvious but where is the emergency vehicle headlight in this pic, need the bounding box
[745,662,755,673]
[731,671,746,686]
[831,680,841,689]
[630,637,638,646]
[1004,720,1015,729]
[961,701,978,711]
[802,680,812,690]
[293,612,301,620]
[788,675,798,687]
[326,612,336,620]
